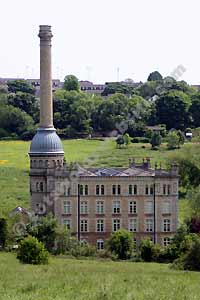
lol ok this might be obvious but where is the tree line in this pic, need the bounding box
[0,72,200,139]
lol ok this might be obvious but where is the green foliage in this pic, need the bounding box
[150,132,162,149]
[107,229,134,259]
[155,90,191,130]
[63,75,79,91]
[7,80,35,94]
[0,105,34,137]
[177,130,185,148]
[102,81,137,96]
[167,131,179,149]
[2,252,200,300]
[172,234,200,271]
[123,133,131,147]
[26,215,57,253]
[189,92,200,127]
[147,71,163,81]
[17,236,49,265]
[7,92,39,122]
[139,239,160,262]
[0,218,8,248]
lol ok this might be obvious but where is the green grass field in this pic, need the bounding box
[0,252,200,300]
[0,139,191,218]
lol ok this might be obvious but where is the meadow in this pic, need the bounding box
[0,138,192,218]
[0,252,200,300]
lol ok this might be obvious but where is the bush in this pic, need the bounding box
[139,239,160,262]
[172,234,200,271]
[150,132,162,149]
[17,236,49,265]
[0,218,8,249]
[107,229,134,259]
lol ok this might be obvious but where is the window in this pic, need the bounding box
[85,185,88,195]
[129,201,137,214]
[163,184,166,195]
[40,182,43,192]
[57,183,60,193]
[97,239,104,250]
[36,182,39,192]
[144,201,153,214]
[167,185,171,195]
[96,201,104,214]
[63,219,71,230]
[80,185,84,195]
[163,237,171,247]
[145,185,149,195]
[96,185,100,195]
[80,201,88,214]
[112,185,116,195]
[163,201,171,214]
[64,200,71,214]
[117,185,121,195]
[63,185,67,196]
[96,185,104,195]
[145,219,153,232]
[129,219,137,232]
[96,219,104,232]
[163,219,171,232]
[129,185,132,195]
[80,220,88,232]
[134,185,137,195]
[113,200,120,214]
[150,185,154,195]
[113,219,120,231]
[101,185,105,195]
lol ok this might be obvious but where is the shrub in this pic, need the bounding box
[17,236,49,265]
[107,229,134,259]
[139,239,160,262]
[167,131,179,149]
[150,132,162,149]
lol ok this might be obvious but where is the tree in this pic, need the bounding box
[0,218,8,249]
[0,105,34,137]
[167,131,179,149]
[17,236,49,265]
[7,92,39,121]
[63,75,79,91]
[26,215,57,253]
[123,133,131,147]
[150,131,162,149]
[147,71,163,81]
[139,239,160,262]
[189,93,200,127]
[107,229,134,259]
[155,91,191,130]
[7,80,35,94]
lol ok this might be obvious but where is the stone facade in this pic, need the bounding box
[29,26,179,250]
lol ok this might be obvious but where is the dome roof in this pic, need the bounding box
[30,128,64,155]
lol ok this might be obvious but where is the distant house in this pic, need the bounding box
[79,81,105,95]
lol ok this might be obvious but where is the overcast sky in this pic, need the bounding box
[0,0,199,84]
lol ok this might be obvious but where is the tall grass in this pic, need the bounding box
[0,252,200,300]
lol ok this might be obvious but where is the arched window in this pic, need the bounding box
[63,185,67,196]
[163,184,166,195]
[101,185,104,195]
[39,160,43,168]
[96,185,100,195]
[167,185,171,195]
[150,185,154,195]
[40,182,43,192]
[112,185,116,195]
[80,185,84,195]
[85,185,88,195]
[145,185,149,195]
[117,185,121,195]
[134,185,137,195]
[129,185,132,195]
[36,182,39,192]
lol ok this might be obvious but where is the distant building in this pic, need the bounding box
[79,81,105,95]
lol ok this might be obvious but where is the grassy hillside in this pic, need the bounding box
[0,252,200,300]
[0,139,191,218]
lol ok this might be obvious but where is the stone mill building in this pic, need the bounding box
[29,25,179,250]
